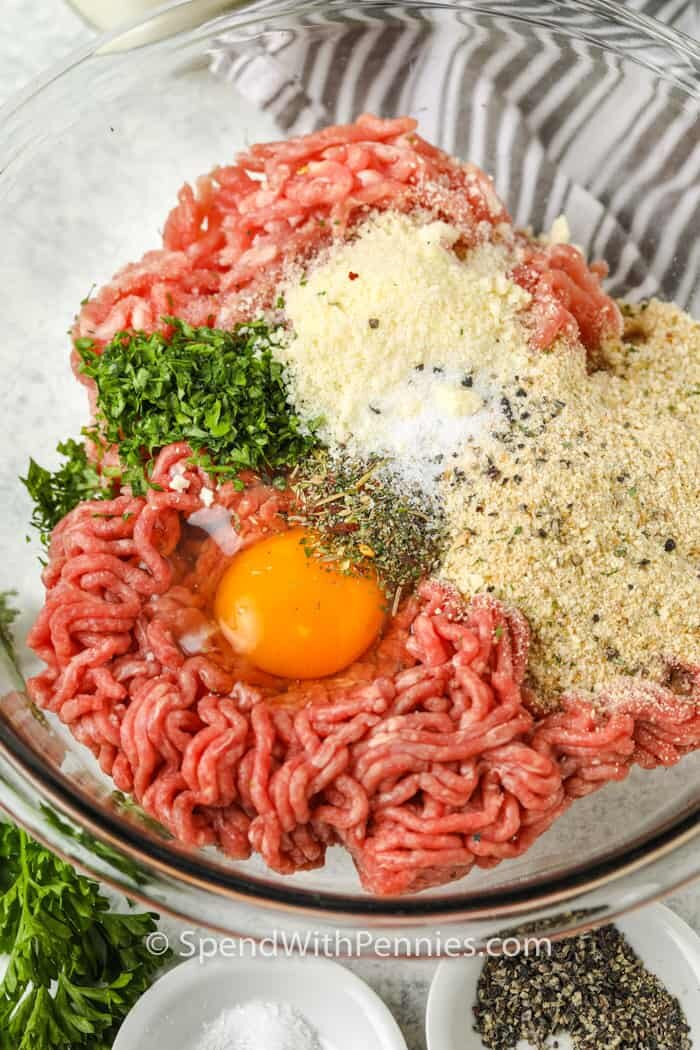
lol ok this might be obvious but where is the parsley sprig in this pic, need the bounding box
[0,822,165,1050]
[0,591,19,674]
[21,439,113,545]
[78,318,320,495]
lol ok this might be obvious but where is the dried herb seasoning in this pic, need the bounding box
[288,450,446,594]
[473,924,691,1050]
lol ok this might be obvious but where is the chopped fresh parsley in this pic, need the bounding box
[78,318,320,494]
[21,439,112,545]
[0,822,165,1050]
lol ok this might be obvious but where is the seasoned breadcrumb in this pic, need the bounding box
[442,300,700,699]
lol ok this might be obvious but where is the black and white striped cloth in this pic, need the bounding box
[209,1,700,309]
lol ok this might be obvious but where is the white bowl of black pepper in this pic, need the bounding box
[426,903,700,1050]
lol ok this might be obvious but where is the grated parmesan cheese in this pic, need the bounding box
[169,473,190,493]
[545,214,571,246]
[279,211,530,485]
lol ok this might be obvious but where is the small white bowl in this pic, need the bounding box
[113,952,407,1050]
[426,903,700,1050]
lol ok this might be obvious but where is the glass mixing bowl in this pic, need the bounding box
[1,0,699,952]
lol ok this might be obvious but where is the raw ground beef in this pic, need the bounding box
[74,114,620,357]
[27,116,683,895]
[27,445,700,895]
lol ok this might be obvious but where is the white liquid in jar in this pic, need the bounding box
[67,0,236,43]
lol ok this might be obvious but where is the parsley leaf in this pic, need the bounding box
[0,591,19,675]
[78,318,320,494]
[21,439,113,545]
[0,822,165,1050]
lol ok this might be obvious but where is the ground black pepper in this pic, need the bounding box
[473,925,691,1050]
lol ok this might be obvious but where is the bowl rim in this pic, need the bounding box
[1,0,699,928]
[2,0,700,125]
[2,726,699,924]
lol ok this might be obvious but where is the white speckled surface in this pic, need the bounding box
[0,5,698,1049]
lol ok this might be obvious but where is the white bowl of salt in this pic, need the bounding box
[113,953,407,1050]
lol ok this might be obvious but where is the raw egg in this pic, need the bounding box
[214,528,385,679]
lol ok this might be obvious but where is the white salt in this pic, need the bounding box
[195,1000,323,1050]
[359,363,502,491]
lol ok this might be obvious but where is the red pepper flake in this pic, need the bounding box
[348,271,359,281]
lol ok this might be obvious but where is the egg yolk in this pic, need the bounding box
[214,528,386,679]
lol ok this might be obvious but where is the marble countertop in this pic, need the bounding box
[1,4,698,1049]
